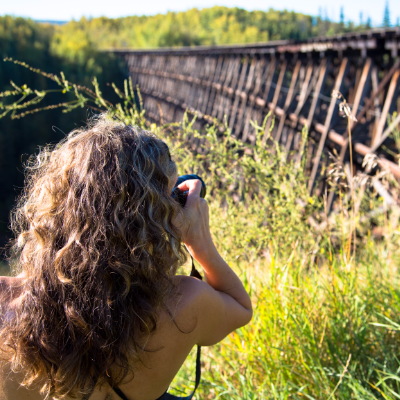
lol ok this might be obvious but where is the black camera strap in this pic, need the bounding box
[189,255,203,281]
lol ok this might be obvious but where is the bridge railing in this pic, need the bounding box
[112,28,400,209]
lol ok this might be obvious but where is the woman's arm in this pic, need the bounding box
[175,179,253,346]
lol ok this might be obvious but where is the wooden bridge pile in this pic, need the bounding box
[113,28,400,209]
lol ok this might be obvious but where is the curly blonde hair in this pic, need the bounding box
[0,115,187,398]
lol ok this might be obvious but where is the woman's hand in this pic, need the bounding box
[173,179,215,258]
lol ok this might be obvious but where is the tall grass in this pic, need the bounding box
[2,66,400,399]
[161,115,400,399]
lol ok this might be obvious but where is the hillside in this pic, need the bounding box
[50,6,367,54]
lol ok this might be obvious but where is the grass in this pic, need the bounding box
[162,115,400,399]
[2,68,400,399]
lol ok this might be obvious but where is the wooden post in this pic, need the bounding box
[229,56,249,132]
[275,59,302,143]
[234,57,257,136]
[308,58,348,194]
[242,57,266,141]
[372,69,400,147]
[326,58,372,212]
[262,60,287,144]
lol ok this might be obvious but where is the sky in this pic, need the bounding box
[1,0,399,27]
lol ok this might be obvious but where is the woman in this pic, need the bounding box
[0,116,252,400]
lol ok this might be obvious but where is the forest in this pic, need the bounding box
[0,6,390,246]
[49,6,371,52]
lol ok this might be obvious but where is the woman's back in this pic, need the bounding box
[1,275,209,400]
[0,116,252,400]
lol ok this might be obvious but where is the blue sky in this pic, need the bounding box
[1,0,399,27]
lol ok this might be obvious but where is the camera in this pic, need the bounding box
[172,174,206,281]
[172,174,206,207]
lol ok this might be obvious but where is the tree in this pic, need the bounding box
[340,7,345,27]
[383,1,391,27]
[0,16,125,245]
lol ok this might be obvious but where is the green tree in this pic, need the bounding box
[383,1,391,27]
[45,6,367,52]
[0,16,125,247]
[340,7,345,28]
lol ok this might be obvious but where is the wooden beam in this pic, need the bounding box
[370,111,400,152]
[228,56,249,131]
[242,58,266,141]
[220,57,240,121]
[205,56,223,115]
[234,57,257,135]
[372,69,400,147]
[262,61,287,144]
[350,58,372,126]
[326,58,372,211]
[308,58,348,194]
[350,58,400,135]
[306,59,328,129]
[275,60,302,143]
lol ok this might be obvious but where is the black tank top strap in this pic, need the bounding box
[111,386,130,400]
[112,345,201,400]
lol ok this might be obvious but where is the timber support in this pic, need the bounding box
[112,28,400,204]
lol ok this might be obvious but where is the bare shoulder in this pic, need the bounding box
[174,275,208,295]
[172,275,212,312]
[163,276,212,333]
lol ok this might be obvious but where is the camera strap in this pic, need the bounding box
[189,255,203,281]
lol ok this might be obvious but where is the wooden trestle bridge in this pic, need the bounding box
[113,28,400,208]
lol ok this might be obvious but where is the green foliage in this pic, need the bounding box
[48,7,369,51]
[383,1,391,28]
[0,59,148,130]
[0,16,126,243]
[50,21,96,64]
[0,16,54,65]
[165,120,400,399]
